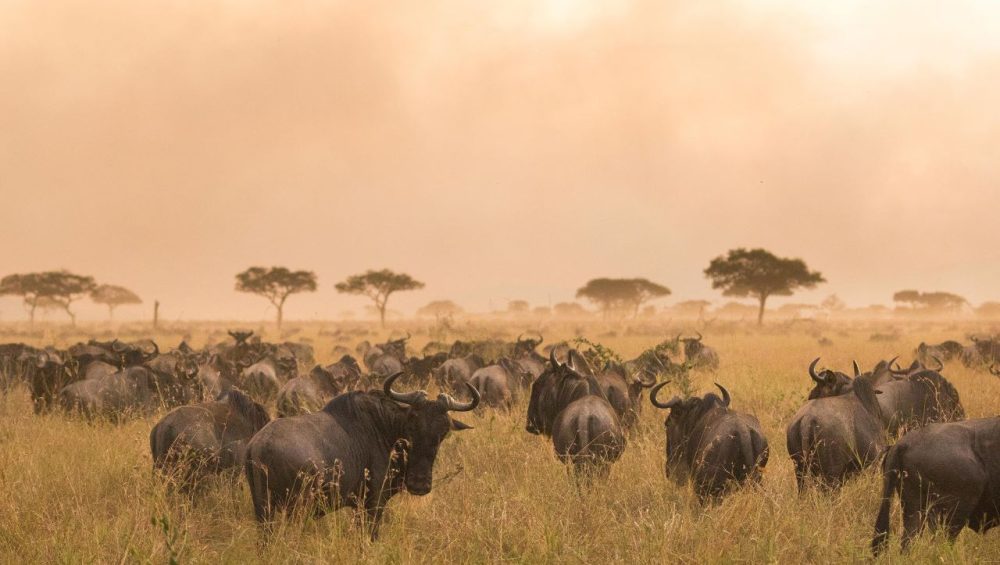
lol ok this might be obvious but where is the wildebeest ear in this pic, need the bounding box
[450,418,473,431]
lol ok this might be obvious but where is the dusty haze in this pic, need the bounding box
[2,0,999,322]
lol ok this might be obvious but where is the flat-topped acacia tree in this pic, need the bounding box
[576,278,671,318]
[704,248,825,325]
[0,270,96,327]
[90,284,142,322]
[235,267,317,330]
[335,269,424,327]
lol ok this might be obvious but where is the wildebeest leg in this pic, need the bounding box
[899,478,929,552]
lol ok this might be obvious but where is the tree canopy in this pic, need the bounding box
[335,269,424,327]
[893,290,967,313]
[0,270,96,326]
[704,248,825,325]
[575,278,671,318]
[416,300,464,319]
[90,284,142,321]
[235,266,317,329]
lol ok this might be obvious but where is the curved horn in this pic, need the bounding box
[649,381,682,409]
[715,383,731,407]
[695,331,703,342]
[382,372,425,405]
[35,353,47,369]
[808,358,823,383]
[516,333,524,343]
[886,356,899,372]
[145,342,160,360]
[549,349,561,368]
[439,382,480,412]
[853,360,861,378]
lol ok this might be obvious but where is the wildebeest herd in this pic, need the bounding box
[0,332,998,554]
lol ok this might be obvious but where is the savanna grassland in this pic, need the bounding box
[1,320,999,563]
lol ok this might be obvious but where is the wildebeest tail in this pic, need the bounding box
[872,444,904,556]
[245,455,270,524]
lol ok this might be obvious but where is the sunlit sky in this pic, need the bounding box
[2,0,999,321]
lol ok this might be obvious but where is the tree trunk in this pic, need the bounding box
[108,304,115,323]
[65,305,76,327]
[276,304,284,331]
[29,302,37,328]
[757,294,769,326]
[153,300,159,329]
[379,304,387,328]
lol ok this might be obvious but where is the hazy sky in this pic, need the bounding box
[2,0,1000,322]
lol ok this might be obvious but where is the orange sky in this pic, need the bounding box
[2,1,999,322]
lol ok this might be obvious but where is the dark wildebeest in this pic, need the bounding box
[878,362,964,436]
[467,358,532,410]
[962,335,1000,369]
[275,356,363,417]
[244,373,478,538]
[872,417,1000,555]
[915,340,964,365]
[60,362,199,421]
[525,350,626,477]
[680,333,719,371]
[0,343,33,392]
[196,354,239,400]
[509,333,546,380]
[786,362,885,490]
[432,354,486,390]
[239,354,298,404]
[593,362,656,430]
[650,381,769,502]
[404,352,449,387]
[150,389,270,488]
[362,335,409,375]
[29,350,77,414]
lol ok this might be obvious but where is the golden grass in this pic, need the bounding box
[0,321,998,563]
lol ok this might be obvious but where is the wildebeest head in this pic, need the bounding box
[382,334,410,360]
[806,357,854,399]
[382,372,479,495]
[513,333,544,356]
[228,330,254,346]
[649,381,731,480]
[680,332,706,357]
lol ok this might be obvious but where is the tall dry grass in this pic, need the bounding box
[0,321,998,563]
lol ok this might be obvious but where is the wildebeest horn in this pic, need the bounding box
[533,332,544,345]
[853,360,861,377]
[649,381,682,409]
[930,355,944,372]
[715,383,731,407]
[885,356,899,372]
[516,333,524,343]
[35,353,47,369]
[383,372,426,405]
[695,332,703,342]
[111,339,126,353]
[808,358,823,383]
[549,349,560,368]
[438,383,480,412]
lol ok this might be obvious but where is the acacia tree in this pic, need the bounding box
[416,300,464,320]
[704,248,824,325]
[893,290,967,313]
[575,278,671,318]
[235,266,317,330]
[0,271,96,326]
[335,269,424,327]
[90,284,142,322]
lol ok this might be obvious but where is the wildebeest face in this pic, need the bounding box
[400,401,467,495]
[383,373,477,496]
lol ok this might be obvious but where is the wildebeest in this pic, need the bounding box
[593,362,656,429]
[962,335,1000,369]
[786,363,885,490]
[239,354,297,404]
[872,417,1000,555]
[525,350,626,477]
[275,356,363,417]
[244,372,479,538]
[679,333,719,371]
[650,381,768,501]
[878,361,964,435]
[433,353,486,390]
[60,362,199,421]
[467,358,531,410]
[29,350,77,414]
[150,389,271,488]
[915,340,964,365]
